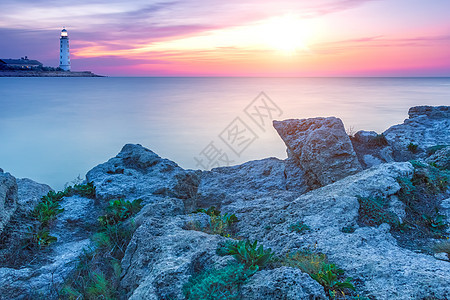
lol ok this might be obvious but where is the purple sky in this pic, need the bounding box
[1,0,450,76]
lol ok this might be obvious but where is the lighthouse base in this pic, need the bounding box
[59,65,71,71]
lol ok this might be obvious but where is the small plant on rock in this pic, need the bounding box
[357,196,399,228]
[85,271,115,299]
[193,206,221,217]
[411,163,449,194]
[283,249,355,299]
[422,210,448,233]
[98,198,143,226]
[311,263,355,298]
[65,181,96,198]
[289,221,310,233]
[397,176,416,204]
[210,213,238,237]
[183,263,257,300]
[23,226,57,250]
[192,206,238,237]
[62,197,141,299]
[407,142,419,153]
[341,226,356,234]
[217,240,274,269]
[283,249,328,275]
[32,198,64,226]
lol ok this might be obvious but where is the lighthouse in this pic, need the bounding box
[59,28,70,71]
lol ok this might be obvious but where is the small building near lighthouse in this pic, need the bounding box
[0,57,43,69]
[59,28,71,71]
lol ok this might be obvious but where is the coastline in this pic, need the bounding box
[0,105,449,299]
[0,70,103,77]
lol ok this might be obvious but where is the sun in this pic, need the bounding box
[261,14,311,55]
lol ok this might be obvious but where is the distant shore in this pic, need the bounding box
[0,70,103,77]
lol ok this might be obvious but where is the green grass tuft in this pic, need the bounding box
[357,196,399,228]
[183,263,257,300]
[282,249,355,298]
[190,206,238,237]
[289,221,310,233]
[217,240,274,269]
[407,143,419,153]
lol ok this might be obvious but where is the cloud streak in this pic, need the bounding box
[1,0,449,76]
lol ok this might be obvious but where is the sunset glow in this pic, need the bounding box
[1,0,450,76]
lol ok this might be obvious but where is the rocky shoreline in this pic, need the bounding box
[0,70,103,77]
[0,105,449,299]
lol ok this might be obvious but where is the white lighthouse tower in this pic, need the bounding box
[59,28,71,71]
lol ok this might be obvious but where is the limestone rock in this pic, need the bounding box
[196,157,306,210]
[362,154,383,168]
[86,144,200,204]
[120,215,228,300]
[441,198,450,234]
[383,106,450,157]
[0,170,18,235]
[387,195,406,223]
[426,146,450,170]
[353,130,378,144]
[273,117,362,188]
[223,162,450,299]
[351,130,394,169]
[409,105,449,119]
[241,267,327,300]
[0,239,91,299]
[0,195,96,298]
[16,178,52,214]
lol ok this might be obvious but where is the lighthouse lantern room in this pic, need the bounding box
[59,28,70,71]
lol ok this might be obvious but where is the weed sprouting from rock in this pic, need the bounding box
[193,206,221,217]
[357,196,399,228]
[64,181,96,198]
[282,248,356,299]
[23,226,57,250]
[61,197,142,299]
[407,143,419,153]
[183,263,257,300]
[190,206,238,237]
[184,239,273,299]
[422,210,447,233]
[396,162,449,239]
[25,182,98,250]
[217,240,274,269]
[98,198,143,227]
[341,226,356,234]
[289,221,310,234]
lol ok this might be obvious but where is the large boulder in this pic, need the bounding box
[86,144,200,205]
[120,211,228,299]
[196,158,306,210]
[0,177,53,268]
[16,178,52,214]
[224,162,450,299]
[0,170,18,235]
[383,106,450,157]
[273,117,362,189]
[0,194,96,298]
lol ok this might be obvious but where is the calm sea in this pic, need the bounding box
[1,77,449,190]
